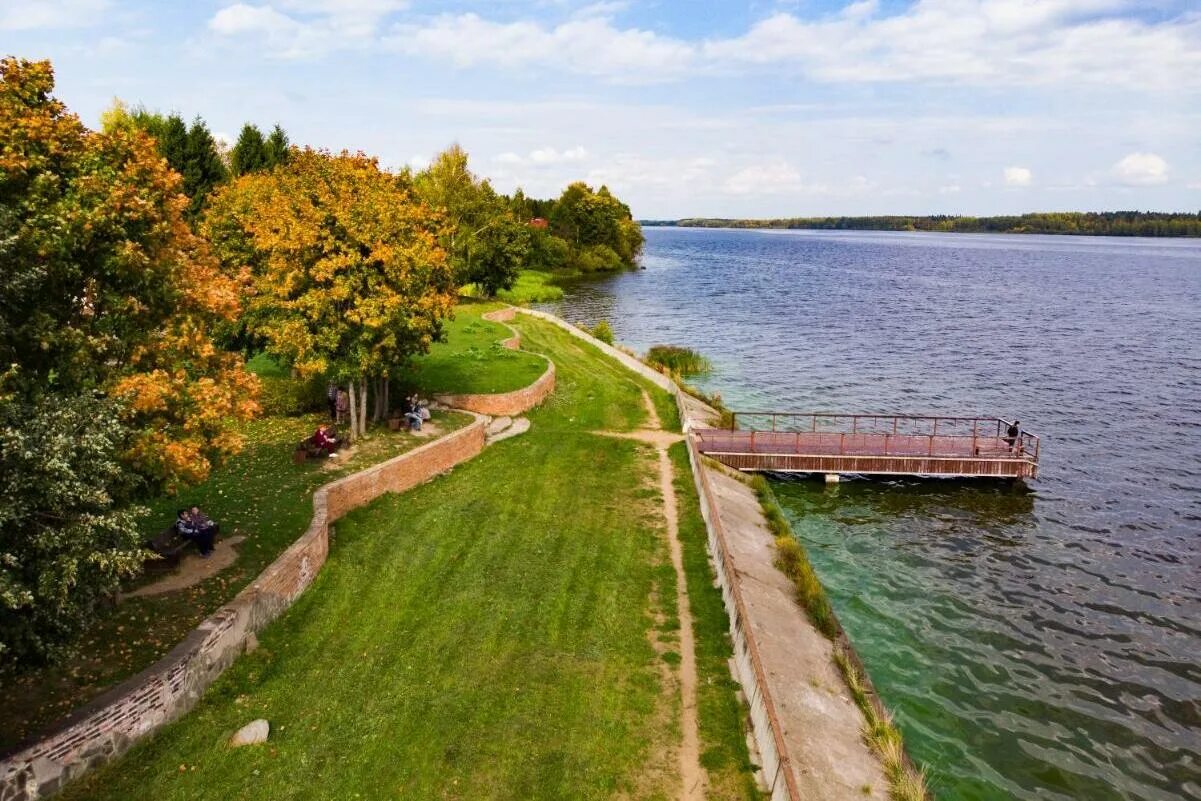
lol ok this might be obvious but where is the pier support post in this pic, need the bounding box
[824,473,840,484]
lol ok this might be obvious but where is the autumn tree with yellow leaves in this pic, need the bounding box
[205,148,456,440]
[0,59,258,665]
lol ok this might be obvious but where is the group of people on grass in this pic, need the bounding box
[309,386,431,458]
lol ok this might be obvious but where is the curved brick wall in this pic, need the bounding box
[434,360,554,417]
[434,307,555,416]
[0,418,486,801]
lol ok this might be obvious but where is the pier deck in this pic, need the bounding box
[696,413,1039,480]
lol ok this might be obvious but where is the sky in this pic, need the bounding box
[3,0,1200,219]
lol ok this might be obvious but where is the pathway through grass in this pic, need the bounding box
[59,312,760,800]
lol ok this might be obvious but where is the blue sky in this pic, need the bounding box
[3,0,1199,218]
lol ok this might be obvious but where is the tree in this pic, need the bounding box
[180,116,228,218]
[0,394,148,665]
[464,211,531,297]
[230,123,267,175]
[264,124,290,168]
[101,102,227,221]
[0,58,258,665]
[549,182,643,270]
[205,148,456,440]
[413,144,499,286]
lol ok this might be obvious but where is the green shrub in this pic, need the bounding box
[590,319,615,345]
[646,345,711,376]
[495,270,565,303]
[574,243,624,273]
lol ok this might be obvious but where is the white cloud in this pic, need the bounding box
[385,13,695,81]
[210,4,298,35]
[725,161,805,195]
[1111,152,1169,186]
[939,184,962,194]
[494,146,590,167]
[701,1,1201,89]
[0,0,108,29]
[1003,166,1032,187]
[207,2,1201,88]
[208,1,406,56]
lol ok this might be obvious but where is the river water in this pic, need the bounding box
[537,227,1201,801]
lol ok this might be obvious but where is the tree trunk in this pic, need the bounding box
[359,379,368,438]
[347,380,358,444]
[383,379,390,421]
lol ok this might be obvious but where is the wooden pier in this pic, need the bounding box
[695,413,1039,480]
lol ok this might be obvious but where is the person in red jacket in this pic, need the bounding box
[310,424,340,457]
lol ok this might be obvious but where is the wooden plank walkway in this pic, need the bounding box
[695,414,1039,480]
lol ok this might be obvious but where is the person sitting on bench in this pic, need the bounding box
[176,507,217,558]
[309,424,340,457]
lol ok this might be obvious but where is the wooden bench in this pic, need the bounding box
[143,523,220,569]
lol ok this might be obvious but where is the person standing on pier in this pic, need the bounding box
[1005,420,1021,453]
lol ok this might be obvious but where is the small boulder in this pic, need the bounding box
[229,719,269,747]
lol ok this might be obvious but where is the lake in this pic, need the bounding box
[538,227,1201,801]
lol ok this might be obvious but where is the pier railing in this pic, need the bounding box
[724,412,1040,462]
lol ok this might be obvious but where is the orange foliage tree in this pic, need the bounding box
[0,57,258,490]
[205,148,456,439]
[0,58,257,662]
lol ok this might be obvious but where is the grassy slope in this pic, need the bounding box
[57,313,758,800]
[406,301,548,396]
[0,412,470,750]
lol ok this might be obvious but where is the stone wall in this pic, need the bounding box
[0,418,486,801]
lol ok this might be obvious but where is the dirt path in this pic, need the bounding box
[603,389,704,800]
[657,445,705,801]
[123,536,246,598]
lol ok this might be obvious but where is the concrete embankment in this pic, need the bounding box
[515,308,890,800]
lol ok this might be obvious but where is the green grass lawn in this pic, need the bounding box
[0,411,470,750]
[462,270,569,304]
[58,313,759,800]
[406,301,548,396]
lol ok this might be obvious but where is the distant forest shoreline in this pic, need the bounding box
[641,212,1201,237]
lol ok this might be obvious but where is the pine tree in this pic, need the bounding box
[264,124,290,168]
[182,117,228,219]
[230,123,267,176]
[157,113,189,173]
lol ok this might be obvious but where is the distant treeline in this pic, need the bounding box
[644,212,1201,237]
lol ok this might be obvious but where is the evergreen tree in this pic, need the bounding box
[264,124,290,168]
[182,117,228,219]
[230,123,267,175]
[156,113,189,174]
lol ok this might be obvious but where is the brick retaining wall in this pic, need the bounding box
[433,360,554,417]
[433,308,553,416]
[0,418,486,801]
